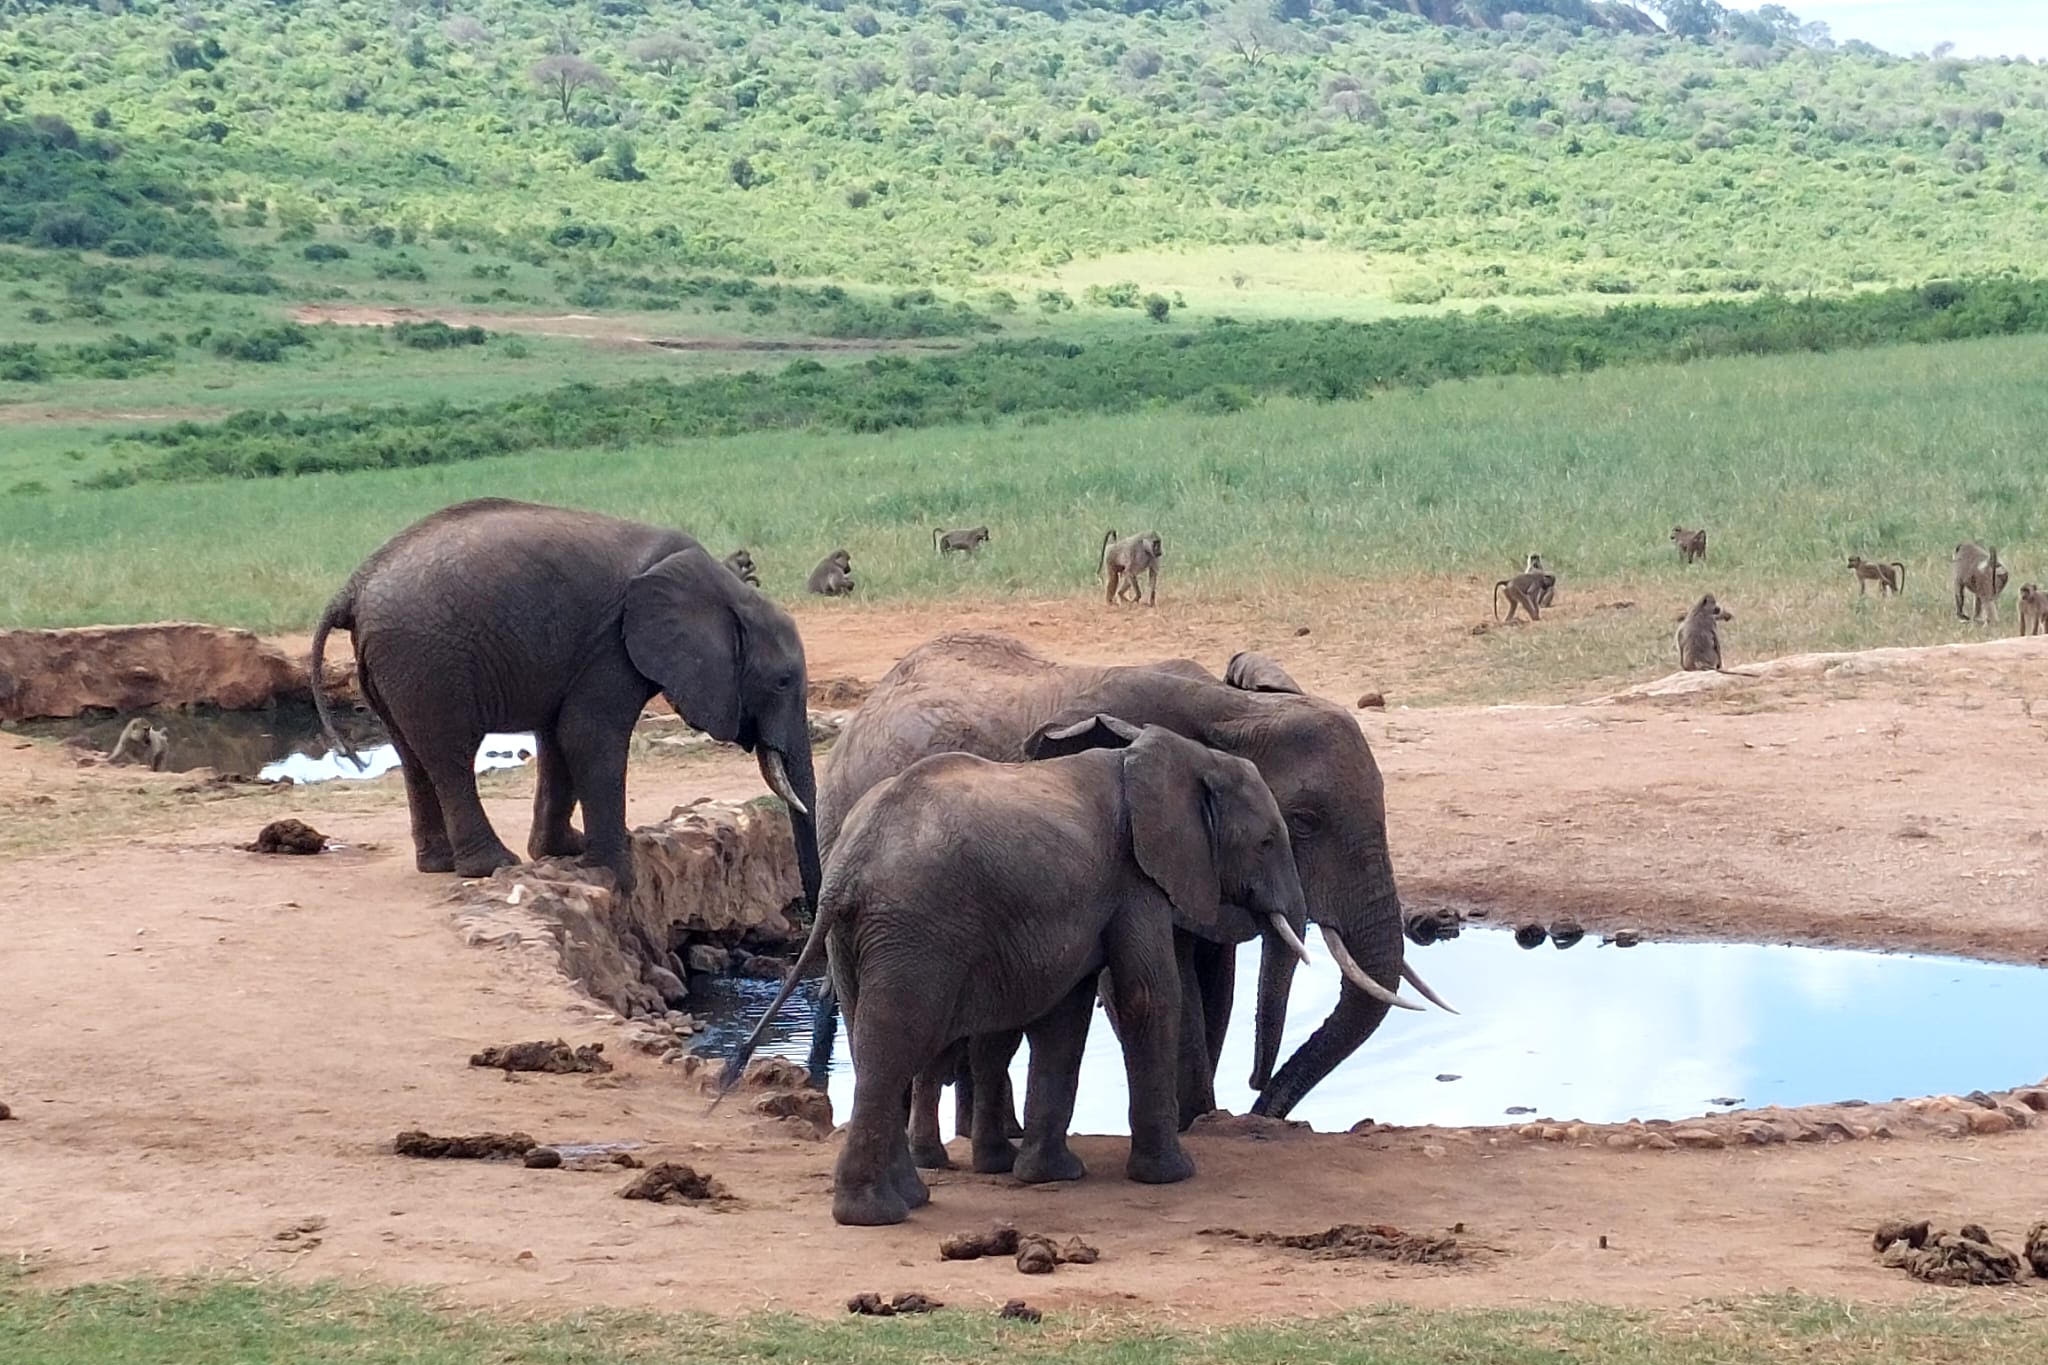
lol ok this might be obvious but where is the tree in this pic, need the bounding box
[1649,0,1726,39]
[628,32,692,76]
[1214,0,1288,69]
[530,54,611,120]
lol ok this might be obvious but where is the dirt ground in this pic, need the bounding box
[4,599,2047,1320]
[289,304,965,354]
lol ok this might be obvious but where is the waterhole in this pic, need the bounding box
[696,929,2047,1134]
[21,701,534,784]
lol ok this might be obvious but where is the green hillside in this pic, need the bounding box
[6,0,2047,300]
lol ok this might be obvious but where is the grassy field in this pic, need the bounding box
[3,1278,2045,1365]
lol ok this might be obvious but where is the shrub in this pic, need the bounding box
[391,320,488,349]
[302,243,351,262]
[1144,293,1171,322]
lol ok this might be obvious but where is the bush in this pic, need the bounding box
[302,243,351,262]
[390,320,488,349]
[209,324,312,363]
[1144,293,1172,323]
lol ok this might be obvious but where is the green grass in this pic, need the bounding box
[1,1279,2044,1365]
[2,331,2045,699]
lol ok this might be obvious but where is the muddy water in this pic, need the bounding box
[699,930,2048,1134]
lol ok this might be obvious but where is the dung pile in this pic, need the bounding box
[393,1130,535,1160]
[1874,1219,2024,1286]
[617,1161,730,1204]
[468,1040,612,1074]
[939,1223,1099,1275]
[1201,1222,1468,1265]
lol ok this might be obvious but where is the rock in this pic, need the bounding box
[1294,626,1311,637]
[1514,923,1548,949]
[1355,692,1386,710]
[645,962,688,1004]
[0,623,348,722]
[1964,1090,2001,1110]
[1607,930,1642,947]
[1738,1121,1786,1146]
[246,819,328,855]
[999,1299,1042,1323]
[1642,1134,1677,1151]
[618,1162,729,1203]
[1669,1128,1726,1150]
[0,1101,12,1121]
[2026,1223,2048,1279]
[1966,1109,2014,1135]
[687,944,731,975]
[524,1147,563,1169]
[1605,1133,1639,1150]
[755,1089,833,1137]
[2012,1089,2048,1113]
[1539,1125,1568,1142]
[1548,919,1585,948]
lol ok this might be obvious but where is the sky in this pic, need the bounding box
[1785,1,2048,58]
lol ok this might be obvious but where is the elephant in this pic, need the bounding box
[805,631,1450,1127]
[309,498,822,909]
[725,718,1312,1227]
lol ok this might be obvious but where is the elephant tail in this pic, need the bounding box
[714,864,846,1100]
[309,590,365,772]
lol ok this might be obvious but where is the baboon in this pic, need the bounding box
[1671,526,1708,564]
[107,718,169,771]
[1952,541,2010,623]
[1524,553,1557,607]
[1492,571,1556,623]
[2019,584,2048,637]
[932,525,990,557]
[1098,529,1162,606]
[1223,651,1304,695]
[722,548,760,587]
[1846,555,1905,597]
[806,549,856,597]
[1675,593,1735,672]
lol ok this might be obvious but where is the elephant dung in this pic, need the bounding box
[1878,1227,2022,1286]
[1015,1237,1058,1275]
[247,819,328,855]
[394,1130,536,1161]
[847,1291,942,1316]
[617,1161,730,1204]
[939,1224,1020,1261]
[0,1102,12,1121]
[2026,1223,2048,1279]
[998,1299,1042,1323]
[755,1089,834,1138]
[1199,1223,1466,1266]
[1873,1219,1931,1253]
[468,1040,611,1074]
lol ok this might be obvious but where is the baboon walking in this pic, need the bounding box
[1846,555,1904,597]
[1524,553,1557,608]
[2019,584,2047,637]
[1098,530,1162,606]
[108,718,169,771]
[1492,571,1555,623]
[932,526,990,557]
[723,548,760,587]
[1952,542,2009,623]
[1675,593,1736,672]
[1670,527,1708,564]
[806,549,856,597]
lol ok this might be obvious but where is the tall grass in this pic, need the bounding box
[4,333,2045,640]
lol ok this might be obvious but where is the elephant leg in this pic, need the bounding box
[833,1011,931,1226]
[951,1046,975,1139]
[1173,937,1233,1130]
[803,981,837,1092]
[908,1046,955,1170]
[1013,985,1093,1185]
[414,726,517,879]
[386,722,455,874]
[1108,923,1195,1185]
[526,728,585,860]
[968,1028,1024,1174]
[555,700,636,892]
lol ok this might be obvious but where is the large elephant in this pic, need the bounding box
[309,498,821,908]
[727,719,1311,1227]
[809,632,1448,1122]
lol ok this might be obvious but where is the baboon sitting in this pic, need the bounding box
[1952,541,2010,623]
[1846,555,1904,597]
[1223,651,1304,695]
[722,548,760,587]
[107,718,169,771]
[1492,571,1556,623]
[2019,584,2048,637]
[1670,526,1708,564]
[1675,594,1735,672]
[806,549,856,597]
[932,526,990,557]
[1098,529,1162,606]
[1524,553,1557,608]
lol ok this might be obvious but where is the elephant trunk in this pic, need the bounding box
[757,740,822,919]
[1249,920,1299,1093]
[1252,874,1406,1120]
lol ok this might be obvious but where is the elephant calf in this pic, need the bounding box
[724,718,1312,1227]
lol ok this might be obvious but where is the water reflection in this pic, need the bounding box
[699,930,2047,1134]
[260,733,535,784]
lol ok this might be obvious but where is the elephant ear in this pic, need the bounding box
[1124,729,1225,937]
[1022,712,1141,760]
[623,548,744,744]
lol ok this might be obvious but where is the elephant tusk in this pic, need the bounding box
[1320,925,1424,1012]
[1401,960,1458,1014]
[759,748,808,816]
[1266,913,1313,967]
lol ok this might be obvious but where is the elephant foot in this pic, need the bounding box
[529,826,586,859]
[414,846,456,874]
[1013,1141,1085,1185]
[891,1162,931,1211]
[453,843,519,879]
[1125,1141,1196,1185]
[910,1140,955,1171]
[970,1139,1017,1175]
[580,851,638,895]
[832,1181,911,1227]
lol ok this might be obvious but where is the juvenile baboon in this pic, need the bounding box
[806,548,856,597]
[1492,571,1556,623]
[1952,541,2010,623]
[2019,584,2048,637]
[1223,651,1304,695]
[1675,593,1735,672]
[1670,526,1708,564]
[932,525,990,557]
[1846,555,1905,597]
[107,718,169,771]
[722,548,760,587]
[1524,553,1558,607]
[1098,529,1163,606]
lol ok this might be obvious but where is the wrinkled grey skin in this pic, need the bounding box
[810,631,1409,1122]
[310,498,821,911]
[729,721,1309,1227]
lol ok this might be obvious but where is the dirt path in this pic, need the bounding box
[4,618,2047,1319]
[290,305,965,354]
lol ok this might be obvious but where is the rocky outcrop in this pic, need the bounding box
[451,798,802,1019]
[0,623,352,722]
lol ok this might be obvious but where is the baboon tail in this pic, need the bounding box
[1892,563,1906,595]
[932,527,943,553]
[1491,580,1508,623]
[714,871,844,1100]
[1099,529,1116,575]
[309,590,365,771]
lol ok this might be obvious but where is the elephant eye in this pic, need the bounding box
[777,672,797,692]
[1286,810,1321,839]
